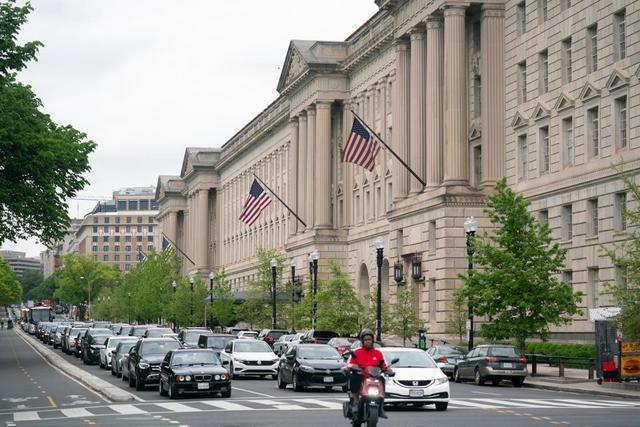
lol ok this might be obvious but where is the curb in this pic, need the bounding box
[16,327,136,402]
[524,380,640,399]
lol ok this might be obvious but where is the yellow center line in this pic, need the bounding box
[46,395,57,407]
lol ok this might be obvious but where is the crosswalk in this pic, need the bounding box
[3,397,639,422]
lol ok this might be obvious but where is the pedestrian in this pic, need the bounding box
[0,319,4,329]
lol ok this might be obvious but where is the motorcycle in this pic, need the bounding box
[342,352,398,427]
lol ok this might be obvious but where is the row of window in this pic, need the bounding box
[92,215,155,224]
[92,235,154,243]
[92,225,154,233]
[517,96,627,178]
[517,9,626,103]
[91,244,154,253]
[562,266,625,309]
[538,193,626,242]
[114,199,158,211]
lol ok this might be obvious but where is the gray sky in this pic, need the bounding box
[3,0,379,257]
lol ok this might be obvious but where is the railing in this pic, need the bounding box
[526,353,596,380]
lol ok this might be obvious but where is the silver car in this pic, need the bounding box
[101,336,138,370]
[112,341,138,377]
[426,345,466,378]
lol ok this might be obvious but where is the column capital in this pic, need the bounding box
[443,3,469,17]
[425,15,443,28]
[306,105,316,116]
[481,3,505,17]
[298,112,307,122]
[393,37,410,50]
[289,117,299,127]
[409,26,426,40]
[316,100,332,110]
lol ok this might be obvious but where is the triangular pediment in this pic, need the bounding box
[469,122,481,139]
[277,42,310,93]
[373,172,380,182]
[363,178,369,187]
[337,185,343,196]
[531,102,550,121]
[511,111,529,130]
[554,92,575,112]
[578,81,600,102]
[606,69,629,91]
[384,168,392,178]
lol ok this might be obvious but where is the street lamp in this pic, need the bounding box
[80,276,90,321]
[209,271,215,329]
[290,258,297,332]
[127,292,131,324]
[270,258,278,329]
[310,250,319,328]
[394,260,404,285]
[464,216,477,352]
[374,236,385,342]
[172,280,177,331]
[189,277,194,325]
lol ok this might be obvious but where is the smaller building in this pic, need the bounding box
[41,219,83,279]
[0,250,41,278]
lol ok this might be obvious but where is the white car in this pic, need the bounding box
[380,347,450,411]
[100,336,138,369]
[220,339,279,378]
[236,330,259,339]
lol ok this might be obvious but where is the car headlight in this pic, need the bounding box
[235,358,247,364]
[138,362,150,369]
[299,365,314,373]
[271,359,279,364]
[433,376,449,385]
[214,374,221,380]
[367,386,380,396]
[176,375,184,382]
[185,375,192,381]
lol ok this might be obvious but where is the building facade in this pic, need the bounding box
[41,219,82,279]
[0,250,41,279]
[71,187,160,272]
[156,0,639,341]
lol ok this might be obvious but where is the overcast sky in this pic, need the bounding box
[2,0,379,258]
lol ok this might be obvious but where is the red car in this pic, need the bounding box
[327,337,357,356]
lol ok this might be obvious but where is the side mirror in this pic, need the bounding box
[286,354,295,360]
[389,357,400,366]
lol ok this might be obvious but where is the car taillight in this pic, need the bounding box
[311,338,318,344]
[438,356,447,363]
[265,336,273,342]
[484,357,497,363]
[519,357,527,364]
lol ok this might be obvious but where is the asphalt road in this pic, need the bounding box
[2,327,639,427]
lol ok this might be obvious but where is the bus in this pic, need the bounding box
[26,306,53,334]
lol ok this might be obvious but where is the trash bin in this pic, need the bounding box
[418,329,427,350]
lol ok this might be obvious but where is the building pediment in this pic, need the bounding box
[531,102,550,121]
[606,69,629,91]
[155,175,185,200]
[276,40,347,93]
[180,147,220,177]
[469,121,481,139]
[511,111,529,130]
[554,92,575,112]
[578,81,600,102]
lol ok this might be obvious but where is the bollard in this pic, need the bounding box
[531,355,537,377]
[559,358,565,377]
[418,329,427,350]
[588,360,595,380]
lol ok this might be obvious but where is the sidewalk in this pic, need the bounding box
[525,363,640,399]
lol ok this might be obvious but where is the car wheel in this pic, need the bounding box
[229,362,235,379]
[325,386,333,391]
[342,385,348,393]
[135,372,145,391]
[491,378,501,386]
[435,402,448,411]
[168,381,176,399]
[221,389,231,398]
[474,368,484,386]
[159,379,167,396]
[111,368,117,377]
[277,372,287,389]
[99,360,104,369]
[512,378,524,388]
[129,373,135,388]
[454,368,462,383]
[293,372,303,392]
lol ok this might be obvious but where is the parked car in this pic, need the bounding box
[112,340,138,377]
[301,329,339,344]
[126,338,182,390]
[81,328,114,365]
[159,349,231,399]
[236,330,259,340]
[257,329,290,348]
[129,325,154,338]
[64,328,87,354]
[220,339,279,379]
[100,336,138,369]
[453,344,527,387]
[109,323,128,334]
[54,325,70,349]
[277,344,348,392]
[380,347,449,410]
[118,325,133,336]
[197,334,235,355]
[144,327,174,338]
[426,345,467,378]
[273,334,298,356]
[92,321,111,329]
[178,328,212,348]
[73,331,87,357]
[327,337,357,356]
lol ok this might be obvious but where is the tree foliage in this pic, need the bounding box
[210,270,236,328]
[0,0,95,246]
[389,284,424,346]
[0,257,22,305]
[26,274,57,301]
[53,253,119,307]
[605,169,640,339]
[445,297,468,345]
[455,178,582,352]
[19,269,43,298]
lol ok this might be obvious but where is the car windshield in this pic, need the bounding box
[90,328,113,336]
[108,338,135,349]
[131,327,148,335]
[383,351,437,368]
[172,351,220,366]
[70,328,87,336]
[489,347,520,358]
[239,331,258,338]
[438,346,465,355]
[119,326,132,335]
[207,336,233,349]
[116,342,135,354]
[146,328,173,337]
[298,346,341,360]
[184,330,208,345]
[235,341,272,353]
[140,340,181,355]
[92,335,110,344]
[315,331,339,339]
[269,331,287,339]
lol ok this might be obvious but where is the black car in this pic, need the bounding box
[257,329,290,348]
[144,327,174,338]
[300,329,340,344]
[127,338,182,390]
[197,334,235,355]
[159,349,231,399]
[81,328,114,364]
[178,328,212,348]
[277,344,348,391]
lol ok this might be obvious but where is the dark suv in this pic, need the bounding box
[81,328,114,365]
[300,329,339,344]
[257,329,290,348]
[127,338,182,390]
[454,344,527,387]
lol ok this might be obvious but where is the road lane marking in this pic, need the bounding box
[231,387,275,398]
[246,399,306,410]
[60,408,93,418]
[200,401,255,411]
[514,399,589,408]
[292,399,343,409]
[13,411,40,421]
[555,399,636,407]
[448,399,498,408]
[153,403,200,413]
[590,399,640,406]
[46,396,56,407]
[469,390,502,396]
[109,404,148,415]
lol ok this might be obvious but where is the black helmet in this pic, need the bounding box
[359,329,374,341]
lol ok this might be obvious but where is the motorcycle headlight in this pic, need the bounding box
[433,376,449,385]
[138,362,150,369]
[299,365,314,373]
[367,386,380,396]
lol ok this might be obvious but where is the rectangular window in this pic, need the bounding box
[139,200,149,211]
[147,235,154,242]
[136,236,143,242]
[587,107,599,157]
[365,189,371,220]
[539,50,549,94]
[103,255,109,262]
[128,200,138,211]
[428,279,436,322]
[103,226,109,233]
[587,25,598,73]
[518,134,528,181]
[126,216,131,224]
[616,266,628,288]
[114,254,120,262]
[562,269,573,285]
[588,267,600,307]
[539,209,549,226]
[125,235,132,242]
[562,38,572,84]
[539,126,550,173]
[104,216,110,224]
[615,192,627,230]
[587,198,599,237]
[473,146,482,186]
[561,0,571,11]
[114,245,120,252]
[92,226,98,233]
[429,220,437,252]
[147,245,154,252]
[92,245,97,252]
[125,264,131,272]
[92,236,98,242]
[115,216,121,224]
[125,225,131,233]
[114,236,120,243]
[117,200,126,210]
[517,2,526,35]
[102,245,109,252]
[93,217,98,224]
[114,225,119,233]
[473,76,481,118]
[137,225,142,233]
[386,181,393,212]
[538,0,548,23]
[137,216,142,224]
[103,236,109,242]
[518,61,527,103]
[563,117,574,166]
[148,217,154,223]
[562,204,573,240]
[125,247,131,254]
[614,10,626,60]
[615,96,627,149]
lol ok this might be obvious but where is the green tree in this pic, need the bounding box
[170,277,208,327]
[26,274,57,302]
[0,0,95,246]
[455,178,582,353]
[0,258,22,305]
[211,270,236,328]
[445,297,468,345]
[605,170,640,339]
[18,269,43,299]
[53,253,119,308]
[361,291,394,338]
[390,284,424,346]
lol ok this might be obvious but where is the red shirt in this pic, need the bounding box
[349,346,387,370]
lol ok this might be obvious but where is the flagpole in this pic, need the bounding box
[350,110,426,187]
[252,173,307,228]
[161,232,196,266]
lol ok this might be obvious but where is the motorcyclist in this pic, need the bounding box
[346,329,392,418]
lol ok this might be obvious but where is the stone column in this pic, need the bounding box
[443,4,469,186]
[315,101,333,228]
[196,188,209,270]
[297,113,307,233]
[306,105,316,230]
[167,211,178,244]
[409,27,427,194]
[342,101,353,228]
[393,38,410,201]
[288,118,299,235]
[481,4,505,186]
[426,15,444,187]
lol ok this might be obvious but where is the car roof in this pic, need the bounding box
[380,347,425,352]
[140,337,177,342]
[172,348,215,353]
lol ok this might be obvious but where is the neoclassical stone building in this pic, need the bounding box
[156,0,639,341]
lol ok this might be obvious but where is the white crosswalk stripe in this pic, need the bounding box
[8,397,640,422]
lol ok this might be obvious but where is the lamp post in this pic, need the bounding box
[172,280,177,331]
[374,236,385,342]
[310,251,319,329]
[270,258,278,329]
[127,292,131,324]
[209,271,214,329]
[290,258,296,332]
[464,216,477,352]
[189,277,194,325]
[80,276,90,320]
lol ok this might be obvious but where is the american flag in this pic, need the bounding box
[239,179,272,226]
[341,116,382,171]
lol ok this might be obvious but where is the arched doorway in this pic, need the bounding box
[358,263,370,307]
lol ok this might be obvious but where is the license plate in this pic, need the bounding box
[409,389,424,397]
[197,382,210,390]
[447,358,457,364]
[323,376,334,383]
[503,363,513,368]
